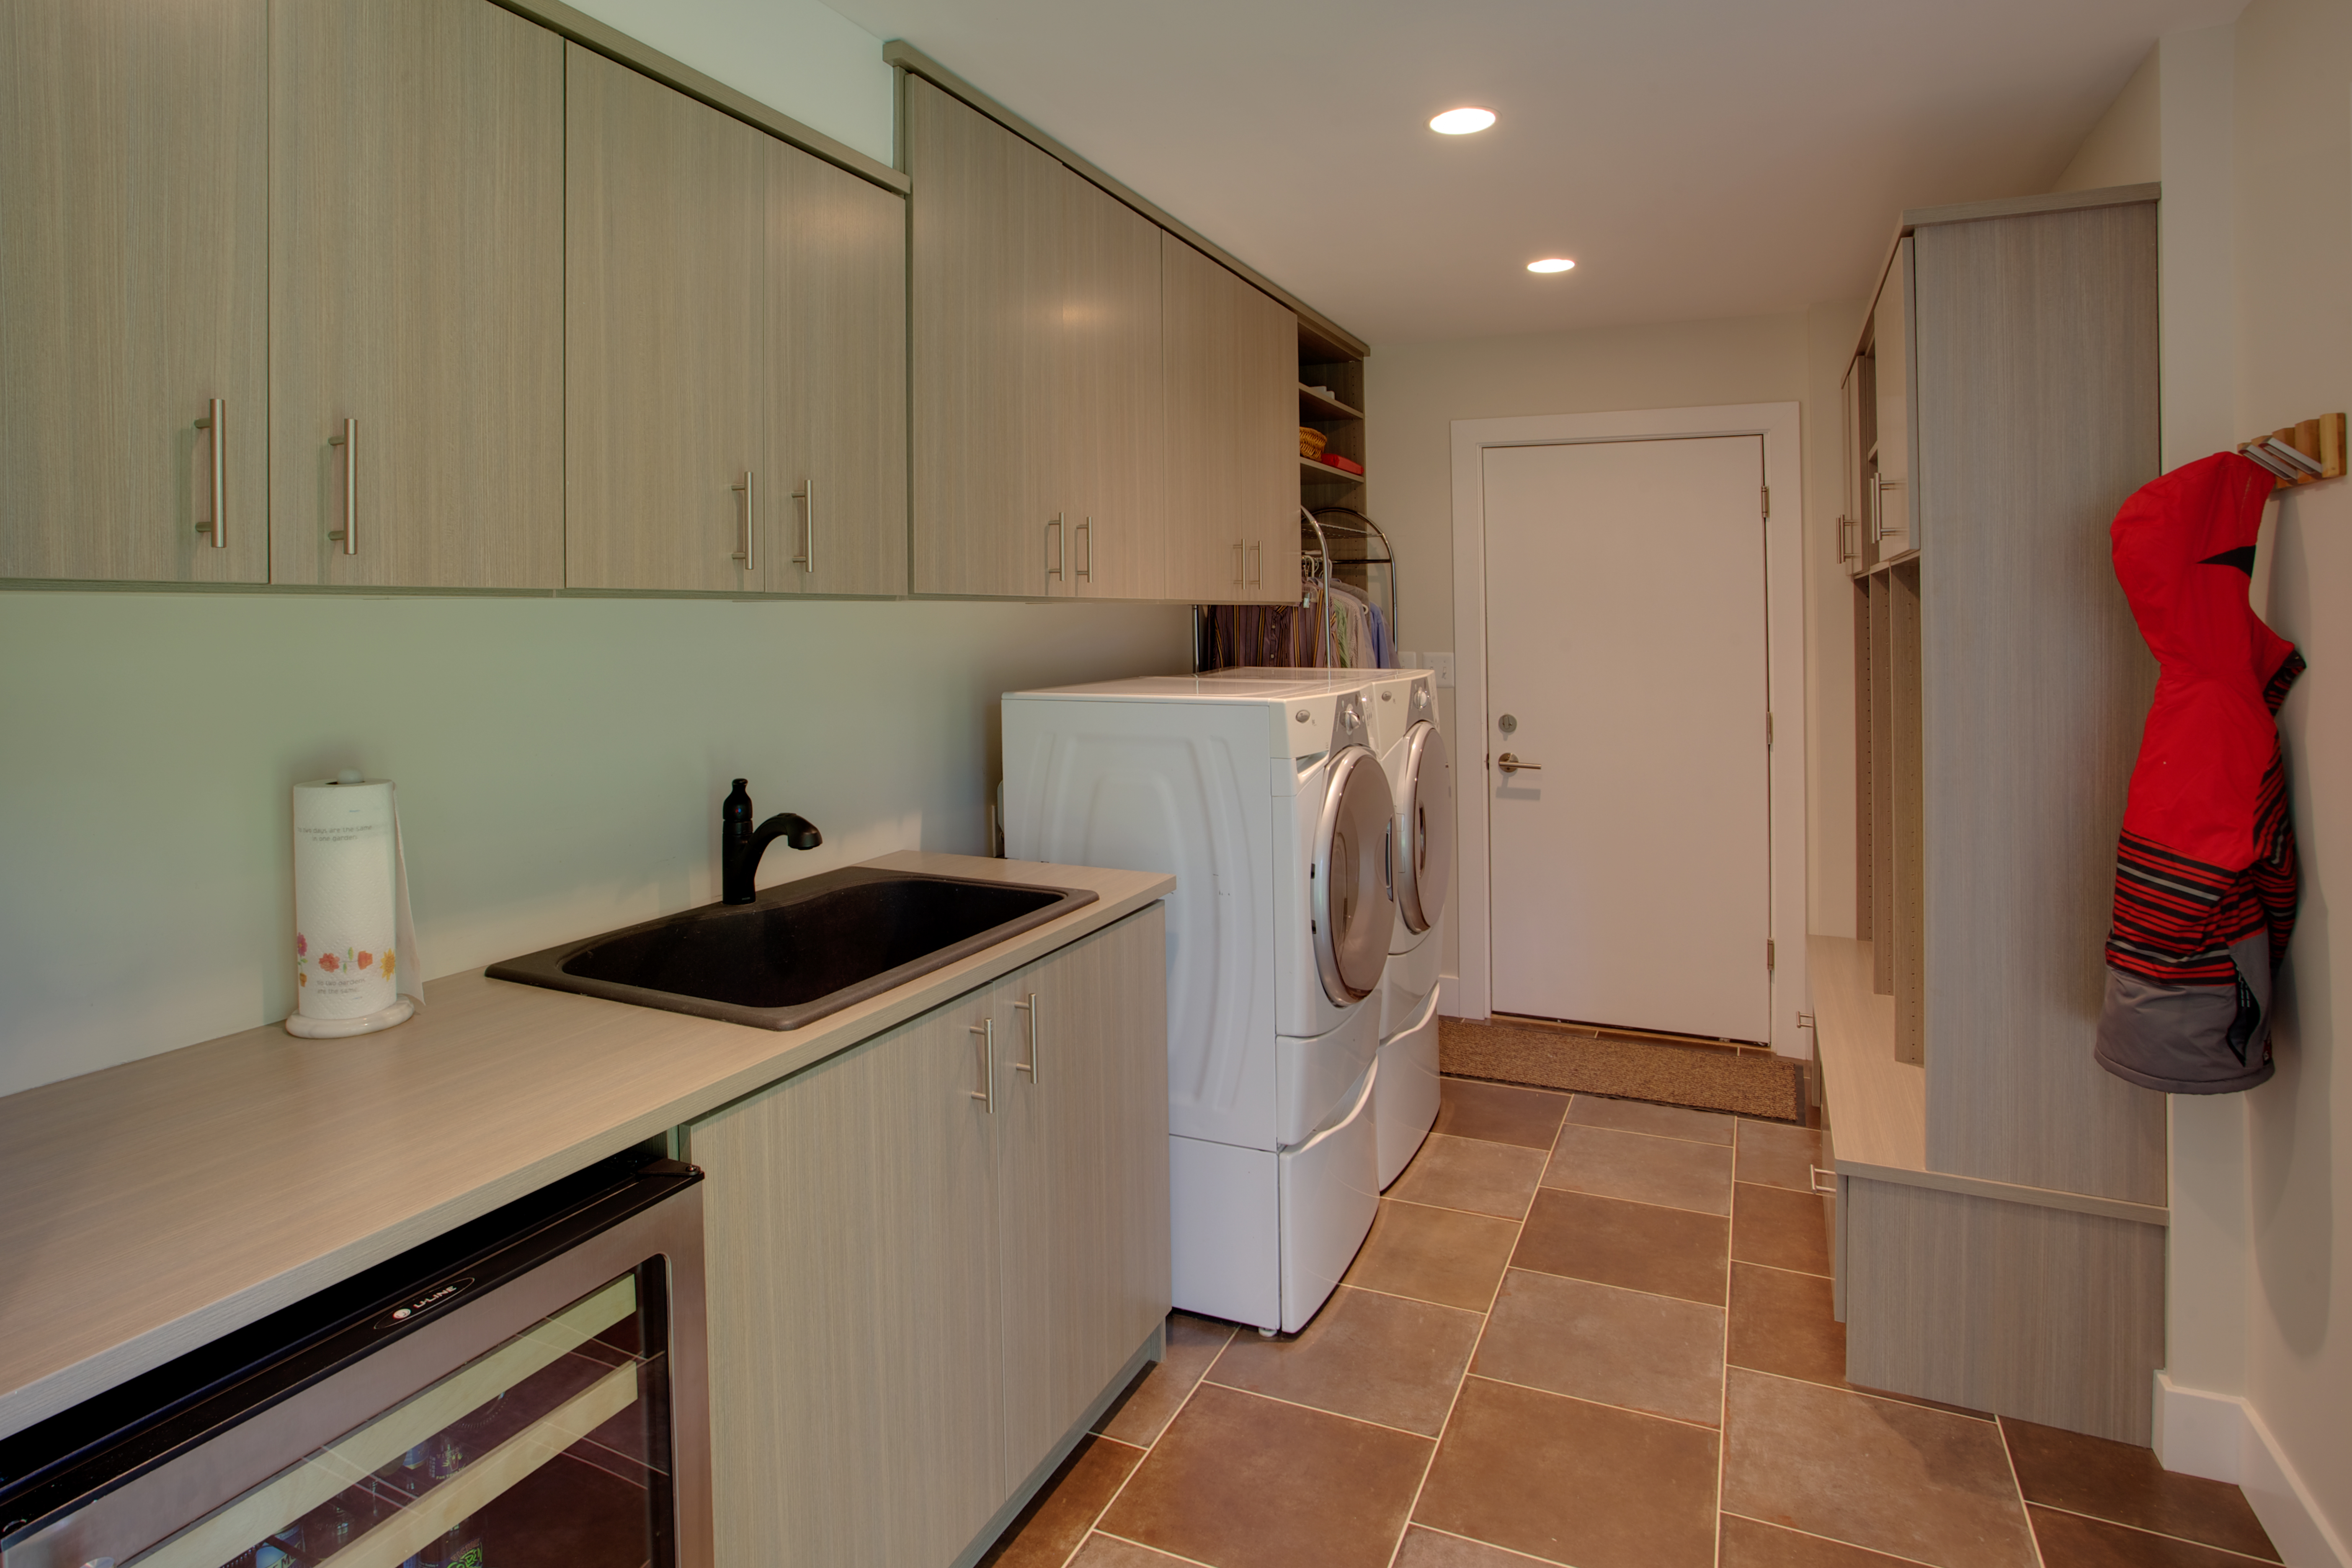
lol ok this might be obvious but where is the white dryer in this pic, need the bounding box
[1366,671,1455,1187]
[1001,672,1396,1332]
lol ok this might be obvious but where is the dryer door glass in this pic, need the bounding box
[1313,747,1397,1003]
[1398,722,1455,934]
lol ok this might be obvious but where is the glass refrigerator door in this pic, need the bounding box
[134,1266,674,1568]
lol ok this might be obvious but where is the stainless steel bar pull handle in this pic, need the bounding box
[327,418,356,554]
[1496,752,1541,774]
[732,471,756,571]
[791,479,812,573]
[1047,513,1065,582]
[1012,993,1039,1081]
[193,399,225,548]
[1835,515,1854,564]
[1811,1166,1837,1196]
[1248,540,1263,588]
[970,1018,995,1111]
[1075,519,1092,583]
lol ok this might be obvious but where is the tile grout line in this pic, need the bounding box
[2022,1501,2287,1564]
[1993,1416,2053,1568]
[1735,1362,2001,1423]
[1088,1528,1221,1568]
[1052,1321,1239,1568]
[1452,1369,1726,1435]
[1377,1122,1538,1568]
[1194,1380,1449,1444]
[1714,1122,1738,1568]
[1718,1510,1948,1568]
[1408,1521,1571,1565]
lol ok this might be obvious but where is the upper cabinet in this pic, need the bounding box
[565,45,766,594]
[768,147,909,597]
[0,0,269,583]
[1162,237,1298,605]
[567,46,907,596]
[1054,169,1167,600]
[1866,236,1916,562]
[271,0,565,590]
[906,77,1063,598]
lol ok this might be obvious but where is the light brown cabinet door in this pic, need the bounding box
[1056,171,1166,600]
[0,0,267,583]
[995,908,1172,1479]
[1163,235,1299,604]
[693,986,1006,1568]
[270,0,563,589]
[767,145,908,597]
[907,76,1064,598]
[566,44,765,593]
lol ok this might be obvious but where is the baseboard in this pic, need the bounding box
[2154,1373,2349,1568]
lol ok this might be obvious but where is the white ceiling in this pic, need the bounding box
[821,0,2242,345]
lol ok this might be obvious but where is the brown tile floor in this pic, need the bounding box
[981,1079,2281,1568]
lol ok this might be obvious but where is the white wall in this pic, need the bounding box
[0,593,1190,1099]
[1362,316,1818,990]
[2230,0,2352,1552]
[2074,9,2350,1557]
[566,0,897,165]
[2055,44,2161,192]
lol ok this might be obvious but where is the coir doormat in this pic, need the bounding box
[1440,1015,1807,1124]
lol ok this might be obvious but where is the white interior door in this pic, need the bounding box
[1483,436,1771,1041]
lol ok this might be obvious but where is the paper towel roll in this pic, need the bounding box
[289,774,423,1037]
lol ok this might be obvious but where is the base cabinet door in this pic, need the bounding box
[0,0,268,583]
[565,44,766,593]
[692,905,1171,1568]
[694,985,1005,1568]
[995,908,1171,1476]
[270,0,565,589]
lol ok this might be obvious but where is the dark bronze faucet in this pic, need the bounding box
[721,779,822,904]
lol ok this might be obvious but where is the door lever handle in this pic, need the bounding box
[1497,753,1541,774]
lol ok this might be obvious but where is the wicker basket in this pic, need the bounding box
[1299,426,1328,459]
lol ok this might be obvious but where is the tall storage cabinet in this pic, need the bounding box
[271,0,565,590]
[1816,185,2166,1444]
[0,0,268,584]
[691,906,1169,1568]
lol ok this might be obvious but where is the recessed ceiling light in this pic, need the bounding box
[1429,107,1496,135]
[1527,258,1576,274]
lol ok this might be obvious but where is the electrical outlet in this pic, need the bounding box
[1428,652,1455,688]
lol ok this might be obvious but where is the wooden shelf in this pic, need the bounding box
[1299,382,1363,422]
[1300,455,1365,485]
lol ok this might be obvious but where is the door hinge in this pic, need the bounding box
[1766,939,1777,971]
[1766,712,1774,749]
[1761,485,1770,520]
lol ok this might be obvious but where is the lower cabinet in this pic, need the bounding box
[689,905,1170,1568]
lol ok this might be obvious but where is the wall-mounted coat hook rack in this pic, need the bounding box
[2236,413,2344,488]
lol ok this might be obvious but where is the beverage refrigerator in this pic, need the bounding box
[0,1151,709,1568]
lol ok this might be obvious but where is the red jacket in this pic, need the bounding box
[2095,452,2301,1093]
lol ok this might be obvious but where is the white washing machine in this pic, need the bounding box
[1001,672,1396,1332]
[1366,671,1455,1188]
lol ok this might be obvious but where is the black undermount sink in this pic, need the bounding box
[486,866,1097,1030]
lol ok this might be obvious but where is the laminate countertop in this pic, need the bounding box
[0,851,1174,1444]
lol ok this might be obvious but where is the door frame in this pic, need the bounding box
[1448,403,1809,1058]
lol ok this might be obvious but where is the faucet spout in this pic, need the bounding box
[721,779,823,904]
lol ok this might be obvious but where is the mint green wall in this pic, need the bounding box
[566,0,898,165]
[0,592,1190,1096]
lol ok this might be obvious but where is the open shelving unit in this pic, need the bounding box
[1299,325,1368,500]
